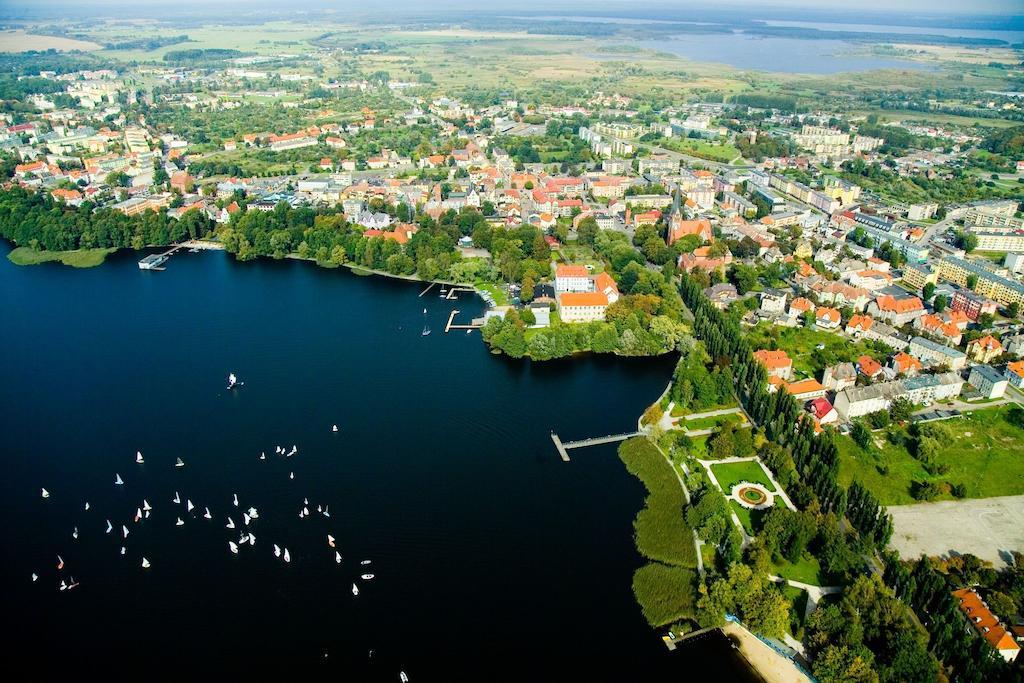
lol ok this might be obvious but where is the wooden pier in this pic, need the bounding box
[444,309,483,333]
[418,282,436,297]
[551,431,641,462]
[445,286,475,300]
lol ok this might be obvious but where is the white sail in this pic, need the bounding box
[204,507,211,519]
[176,517,184,526]
[327,534,335,547]
[105,519,113,534]
[351,583,359,596]
[135,508,142,522]
[289,472,294,480]
[335,551,342,564]
[273,544,281,557]
[56,555,64,570]
[228,541,238,554]
[120,546,126,556]
[31,573,38,582]
[122,525,129,538]
[72,527,78,539]
[143,499,152,511]
[186,500,194,512]
[175,458,184,468]
[283,549,291,563]
[248,533,256,545]
[41,488,49,499]
[332,425,338,432]
[226,517,235,529]
[84,502,90,511]
[141,557,150,569]
[136,451,144,464]
[304,498,309,505]
[173,492,180,504]
[114,473,124,485]
[233,493,239,507]
[243,513,251,526]
[259,452,266,460]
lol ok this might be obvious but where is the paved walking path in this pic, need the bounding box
[768,575,843,620]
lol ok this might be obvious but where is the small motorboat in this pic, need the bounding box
[360,560,372,566]
[233,493,239,507]
[120,546,126,556]
[84,502,90,511]
[227,373,243,390]
[361,574,375,580]
[289,472,294,480]
[400,672,409,683]
[105,519,113,534]
[351,583,359,596]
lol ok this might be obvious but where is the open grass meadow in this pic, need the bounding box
[745,322,889,379]
[837,406,1024,504]
[710,460,775,493]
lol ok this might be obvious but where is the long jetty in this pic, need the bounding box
[550,431,641,462]
[444,309,482,333]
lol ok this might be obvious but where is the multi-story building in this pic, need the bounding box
[951,289,998,322]
[936,257,1024,307]
[834,372,964,418]
[908,336,967,370]
[554,265,592,293]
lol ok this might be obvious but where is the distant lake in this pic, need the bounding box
[0,245,761,679]
[759,20,1024,46]
[634,32,938,74]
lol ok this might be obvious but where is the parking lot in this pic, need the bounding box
[888,495,1024,568]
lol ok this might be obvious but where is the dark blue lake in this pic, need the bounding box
[0,244,757,679]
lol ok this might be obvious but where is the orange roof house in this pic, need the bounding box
[890,352,922,375]
[857,355,884,378]
[846,314,874,333]
[782,378,826,399]
[815,307,841,328]
[966,335,1003,362]
[754,349,793,380]
[953,588,1020,662]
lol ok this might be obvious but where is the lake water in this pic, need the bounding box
[759,20,1024,47]
[635,32,936,74]
[0,245,759,679]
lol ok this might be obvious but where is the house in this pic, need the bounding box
[822,362,857,391]
[857,355,884,380]
[867,295,924,326]
[808,397,838,424]
[759,291,787,315]
[966,335,1003,363]
[915,314,963,345]
[789,297,814,318]
[782,378,827,401]
[593,272,620,304]
[1006,360,1024,389]
[909,336,967,371]
[558,291,609,323]
[969,365,1007,399]
[555,265,592,293]
[705,283,739,309]
[815,307,841,330]
[846,314,874,336]
[754,349,793,381]
[952,588,1020,663]
[678,246,732,274]
[834,373,964,418]
[889,352,922,376]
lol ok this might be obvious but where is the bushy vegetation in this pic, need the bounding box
[632,564,698,627]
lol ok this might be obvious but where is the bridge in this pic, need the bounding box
[550,431,642,462]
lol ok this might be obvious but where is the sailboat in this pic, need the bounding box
[227,373,243,390]
[175,457,184,468]
[141,557,150,569]
[175,517,184,526]
[31,573,38,583]
[186,499,194,513]
[226,517,235,529]
[422,323,431,336]
[72,527,78,539]
[228,541,238,554]
[136,451,144,464]
[302,506,309,517]
[327,534,335,548]
[400,671,409,682]
[332,425,339,433]
[173,492,181,504]
[60,580,67,591]
[143,499,152,511]
[259,452,266,460]
[283,549,291,563]
[248,533,256,546]
[243,513,251,526]
[134,508,142,522]
[122,525,129,538]
[84,502,90,511]
[105,519,113,534]
[67,576,79,590]
[304,497,309,505]
[233,493,239,507]
[204,507,212,520]
[289,472,294,480]
[41,488,49,499]
[57,555,64,570]
[335,551,342,564]
[351,583,359,596]
[248,507,259,519]
[273,544,281,558]
[323,505,330,518]
[114,473,124,486]
[120,546,126,556]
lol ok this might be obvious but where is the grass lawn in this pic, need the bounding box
[8,246,115,268]
[659,137,742,164]
[474,282,508,306]
[772,555,826,586]
[729,499,767,535]
[710,460,775,493]
[682,413,743,431]
[746,321,889,378]
[671,399,738,417]
[837,406,1024,504]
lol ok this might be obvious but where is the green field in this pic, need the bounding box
[659,137,743,164]
[681,413,743,431]
[7,246,115,268]
[710,460,776,493]
[730,499,767,534]
[772,556,826,586]
[746,322,889,379]
[837,406,1024,504]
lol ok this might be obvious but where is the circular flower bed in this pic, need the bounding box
[730,482,774,510]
